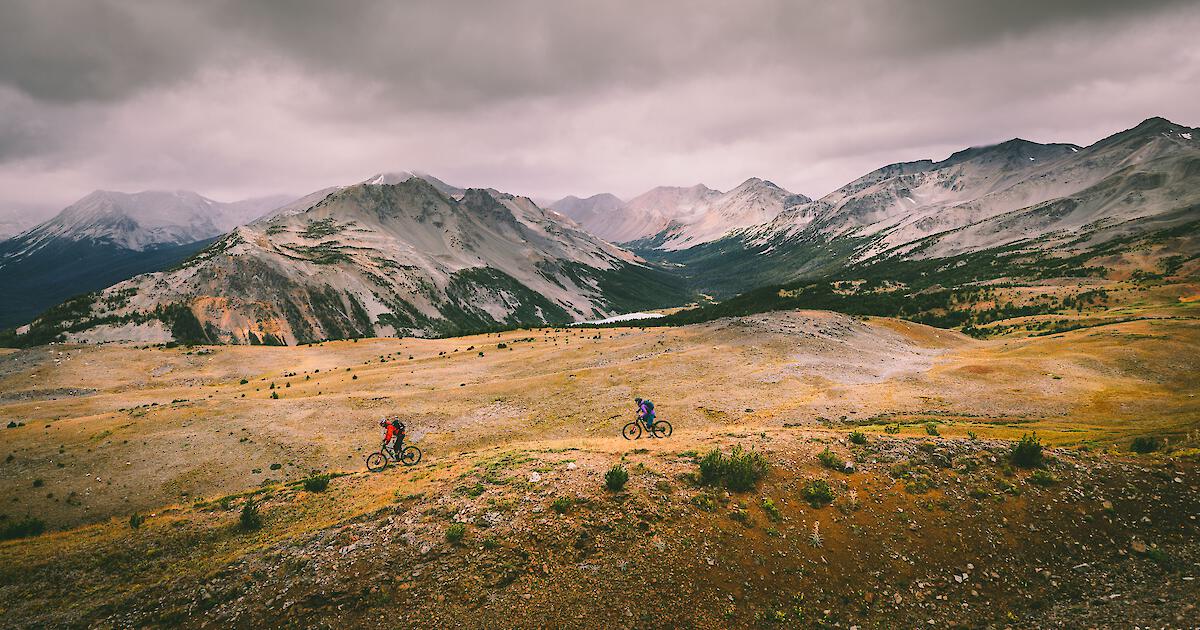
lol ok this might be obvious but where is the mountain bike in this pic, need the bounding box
[622,417,673,440]
[366,440,422,471]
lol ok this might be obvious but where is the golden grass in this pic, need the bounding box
[1,311,1197,533]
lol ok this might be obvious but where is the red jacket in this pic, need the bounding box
[384,424,399,441]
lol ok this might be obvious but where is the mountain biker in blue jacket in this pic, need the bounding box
[635,397,656,435]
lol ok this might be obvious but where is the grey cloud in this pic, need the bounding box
[3,0,1192,106]
[0,0,1197,218]
[0,1,215,102]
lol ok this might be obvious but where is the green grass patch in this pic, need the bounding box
[446,523,467,544]
[302,474,331,492]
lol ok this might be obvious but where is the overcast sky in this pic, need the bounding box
[2,0,1198,221]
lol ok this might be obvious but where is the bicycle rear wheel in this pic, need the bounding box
[366,451,388,472]
[653,420,673,438]
[622,422,641,440]
[400,445,422,466]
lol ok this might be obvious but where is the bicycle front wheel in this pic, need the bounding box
[400,446,422,466]
[366,451,388,472]
[653,420,673,438]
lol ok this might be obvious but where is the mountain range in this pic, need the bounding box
[548,178,809,249]
[4,115,1197,345]
[0,190,293,328]
[11,177,686,345]
[644,116,1200,296]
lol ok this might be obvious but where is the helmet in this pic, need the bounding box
[379,419,387,427]
[634,397,643,404]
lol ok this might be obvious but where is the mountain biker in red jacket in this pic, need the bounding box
[380,418,404,455]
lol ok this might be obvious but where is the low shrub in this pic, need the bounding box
[551,497,573,514]
[924,422,940,437]
[801,478,835,508]
[303,474,331,492]
[698,449,724,485]
[239,499,262,530]
[884,424,901,434]
[817,447,845,471]
[725,447,770,491]
[604,464,629,491]
[1130,436,1161,454]
[129,512,145,529]
[1010,433,1044,468]
[697,446,769,492]
[0,516,46,540]
[849,431,867,445]
[445,523,467,544]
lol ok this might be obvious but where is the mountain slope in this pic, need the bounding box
[632,178,809,250]
[550,179,808,248]
[15,179,690,345]
[0,191,290,328]
[546,193,628,239]
[655,117,1200,296]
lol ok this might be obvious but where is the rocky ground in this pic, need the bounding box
[1,430,1197,628]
